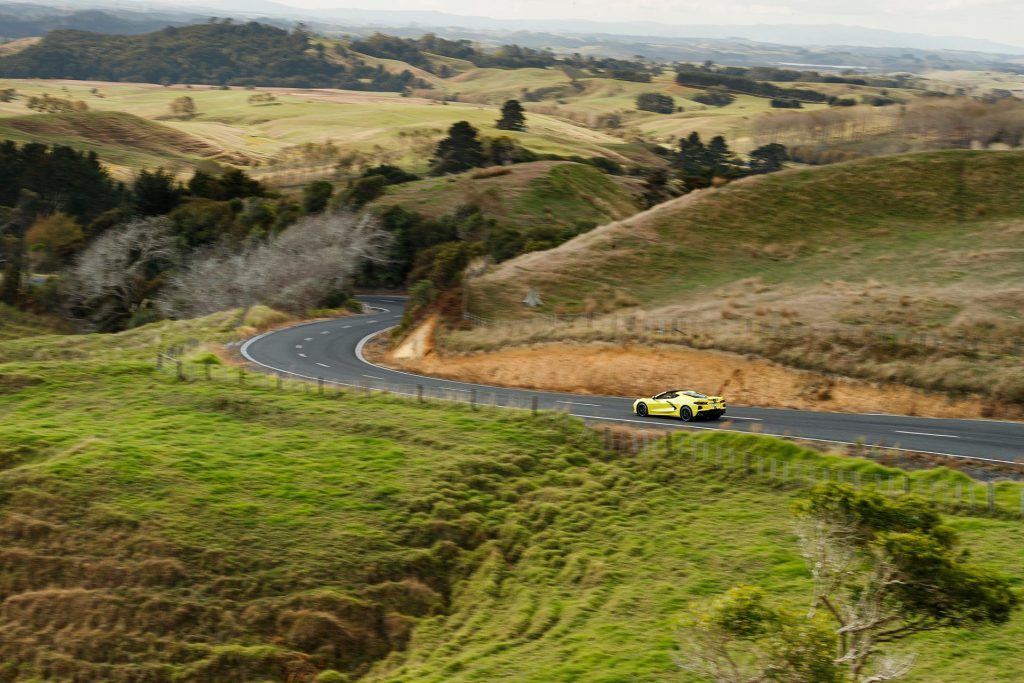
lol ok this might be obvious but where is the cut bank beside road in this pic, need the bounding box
[369,334,1003,421]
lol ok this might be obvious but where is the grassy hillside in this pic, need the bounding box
[0,110,237,169]
[370,161,642,236]
[461,150,1024,402]
[1,311,1022,681]
[0,79,639,177]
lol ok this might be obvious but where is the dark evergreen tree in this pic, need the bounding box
[430,121,486,175]
[133,168,182,216]
[495,99,527,131]
[635,92,675,114]
[748,143,789,174]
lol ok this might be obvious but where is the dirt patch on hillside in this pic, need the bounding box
[378,341,1002,419]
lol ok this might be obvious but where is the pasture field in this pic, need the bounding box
[369,161,642,233]
[0,313,1022,681]
[0,78,633,177]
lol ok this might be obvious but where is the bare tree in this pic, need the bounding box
[66,217,177,328]
[162,211,388,317]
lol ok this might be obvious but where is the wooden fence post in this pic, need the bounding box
[987,483,995,513]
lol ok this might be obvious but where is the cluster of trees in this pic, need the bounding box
[429,115,536,176]
[676,65,830,103]
[348,31,657,81]
[0,22,429,92]
[0,140,390,328]
[636,92,676,114]
[692,86,735,107]
[25,93,89,113]
[640,133,788,207]
[680,484,1017,682]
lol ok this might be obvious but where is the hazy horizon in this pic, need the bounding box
[243,0,1023,47]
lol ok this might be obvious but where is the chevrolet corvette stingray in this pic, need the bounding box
[633,389,726,421]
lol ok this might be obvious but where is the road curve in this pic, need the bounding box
[239,296,1024,465]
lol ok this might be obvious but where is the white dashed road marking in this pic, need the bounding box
[729,416,762,421]
[556,400,600,407]
[298,353,307,358]
[304,337,313,341]
[895,430,959,439]
[295,345,303,349]
[316,362,330,368]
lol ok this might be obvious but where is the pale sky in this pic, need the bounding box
[283,0,1024,46]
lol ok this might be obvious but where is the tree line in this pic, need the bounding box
[349,32,656,81]
[0,21,429,91]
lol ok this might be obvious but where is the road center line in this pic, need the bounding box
[342,325,351,328]
[295,345,303,349]
[728,416,762,421]
[304,337,312,341]
[320,331,330,334]
[556,400,601,407]
[297,353,307,358]
[316,362,330,368]
[894,430,959,439]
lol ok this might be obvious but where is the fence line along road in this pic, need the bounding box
[155,349,1024,520]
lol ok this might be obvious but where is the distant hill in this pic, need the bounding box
[0,2,198,39]
[0,21,426,90]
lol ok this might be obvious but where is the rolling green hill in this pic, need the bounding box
[0,110,236,169]
[369,160,642,240]
[461,150,1024,402]
[0,314,1021,681]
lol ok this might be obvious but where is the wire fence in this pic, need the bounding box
[155,349,1024,520]
[463,312,1023,357]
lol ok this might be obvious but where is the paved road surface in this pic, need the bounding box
[240,296,1024,465]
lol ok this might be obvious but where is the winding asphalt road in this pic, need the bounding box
[240,296,1024,465]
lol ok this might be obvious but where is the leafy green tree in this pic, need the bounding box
[635,92,675,114]
[24,212,83,270]
[168,198,236,248]
[680,484,1018,683]
[169,95,197,118]
[302,180,333,214]
[495,99,526,131]
[430,121,486,175]
[133,168,182,216]
[340,174,386,209]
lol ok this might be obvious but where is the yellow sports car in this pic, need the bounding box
[633,389,727,421]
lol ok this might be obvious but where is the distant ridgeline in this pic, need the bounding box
[0,22,429,91]
[350,32,658,81]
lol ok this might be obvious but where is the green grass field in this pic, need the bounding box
[0,308,1022,681]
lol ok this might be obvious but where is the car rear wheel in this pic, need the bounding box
[679,406,692,421]
[637,402,649,417]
